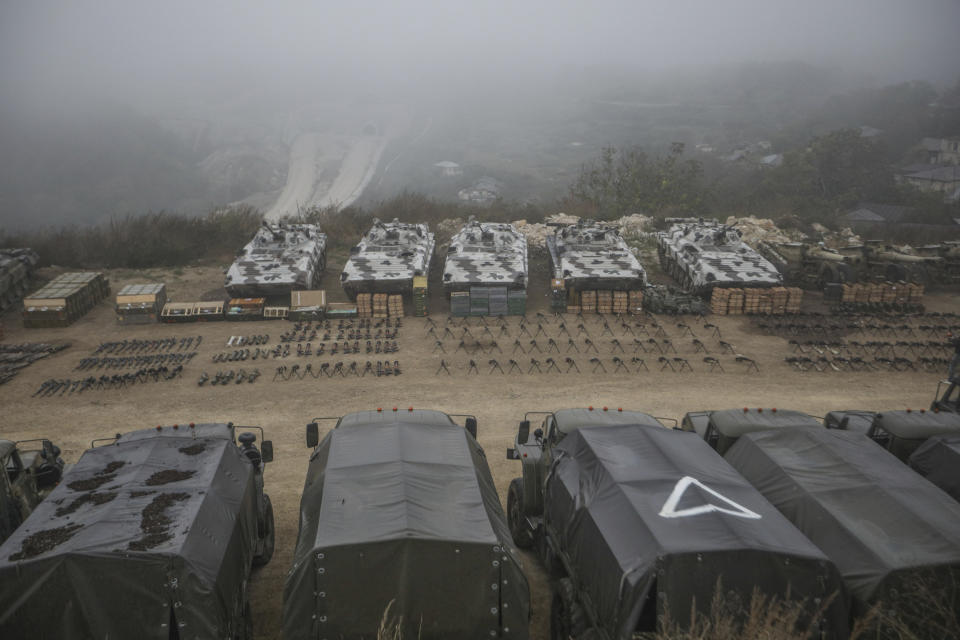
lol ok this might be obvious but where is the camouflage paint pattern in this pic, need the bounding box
[225,223,326,297]
[340,218,435,297]
[0,249,39,311]
[658,218,782,294]
[546,219,647,291]
[443,219,528,292]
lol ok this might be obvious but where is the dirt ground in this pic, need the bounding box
[0,265,956,639]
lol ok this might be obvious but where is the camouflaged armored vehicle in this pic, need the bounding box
[0,422,275,639]
[0,439,64,545]
[658,218,782,294]
[506,408,848,639]
[225,222,327,298]
[286,409,530,640]
[442,219,528,293]
[0,249,39,311]
[546,219,646,291]
[340,218,435,299]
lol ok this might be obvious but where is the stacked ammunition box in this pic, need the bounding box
[115,283,166,325]
[356,293,373,318]
[194,301,225,321]
[450,291,470,317]
[326,302,358,318]
[628,290,644,315]
[263,306,289,319]
[712,287,802,315]
[469,287,489,317]
[225,298,265,321]
[507,290,526,316]
[388,294,404,317]
[580,290,597,313]
[596,290,612,314]
[770,287,790,315]
[412,276,428,317]
[786,287,803,313]
[612,291,628,314]
[487,287,508,316]
[289,290,327,321]
[710,288,734,315]
[372,293,389,318]
[161,302,196,323]
[23,272,110,328]
[841,282,922,308]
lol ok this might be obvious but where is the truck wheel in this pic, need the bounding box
[507,478,534,549]
[253,495,275,567]
[551,578,587,640]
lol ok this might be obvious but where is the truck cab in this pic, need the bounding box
[680,408,822,454]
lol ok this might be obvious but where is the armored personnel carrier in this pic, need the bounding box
[224,222,327,298]
[286,409,529,640]
[0,439,64,545]
[658,218,782,294]
[546,220,646,291]
[340,218,435,299]
[0,249,39,311]
[506,408,848,638]
[0,422,275,639]
[442,219,528,292]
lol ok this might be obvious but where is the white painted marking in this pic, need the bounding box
[658,476,762,520]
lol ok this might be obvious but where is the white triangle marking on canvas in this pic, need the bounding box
[658,475,762,519]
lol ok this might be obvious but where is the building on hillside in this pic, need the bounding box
[920,137,960,165]
[900,165,960,200]
[841,203,914,225]
[458,177,502,204]
[433,161,462,177]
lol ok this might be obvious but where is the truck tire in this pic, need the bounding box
[507,478,534,549]
[551,578,587,640]
[253,495,275,567]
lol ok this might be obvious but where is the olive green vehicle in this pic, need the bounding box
[0,438,64,544]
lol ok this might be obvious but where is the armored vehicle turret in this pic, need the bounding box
[340,218,435,299]
[225,222,326,297]
[0,249,38,311]
[506,408,848,638]
[0,438,64,545]
[546,220,646,291]
[443,219,528,292]
[0,422,275,639]
[658,218,782,294]
[286,409,529,640]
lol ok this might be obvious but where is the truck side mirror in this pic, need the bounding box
[260,441,274,463]
[517,420,530,445]
[306,422,319,448]
[838,416,850,430]
[465,417,478,439]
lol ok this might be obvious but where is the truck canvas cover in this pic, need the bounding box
[909,434,960,503]
[0,423,257,639]
[284,410,529,640]
[872,410,960,460]
[545,423,847,638]
[724,428,960,615]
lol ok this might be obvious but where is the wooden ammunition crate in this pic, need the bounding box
[581,290,597,313]
[388,294,404,317]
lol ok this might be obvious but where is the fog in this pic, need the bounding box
[2,0,959,227]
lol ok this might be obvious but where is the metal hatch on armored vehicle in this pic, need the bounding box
[0,422,275,640]
[505,408,849,640]
[724,427,960,625]
[443,219,529,293]
[0,438,64,545]
[657,218,782,295]
[224,222,327,298]
[340,218,435,299]
[286,409,530,640]
[546,220,646,292]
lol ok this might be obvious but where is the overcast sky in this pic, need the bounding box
[2,0,959,113]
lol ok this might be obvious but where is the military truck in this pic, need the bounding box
[657,218,781,294]
[680,408,822,454]
[0,439,64,545]
[0,249,38,311]
[829,409,960,462]
[443,219,528,293]
[0,422,274,639]
[725,427,960,623]
[506,408,848,639]
[225,222,327,298]
[909,434,960,503]
[340,218,435,299]
[285,409,529,640]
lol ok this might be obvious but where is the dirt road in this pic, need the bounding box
[0,266,954,639]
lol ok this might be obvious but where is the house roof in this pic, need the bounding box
[844,202,913,223]
[905,165,960,182]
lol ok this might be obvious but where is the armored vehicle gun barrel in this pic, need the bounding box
[286,409,529,640]
[443,219,528,292]
[0,422,275,639]
[506,408,848,638]
[658,218,782,294]
[725,427,960,619]
[546,219,646,292]
[340,218,435,299]
[225,222,327,298]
